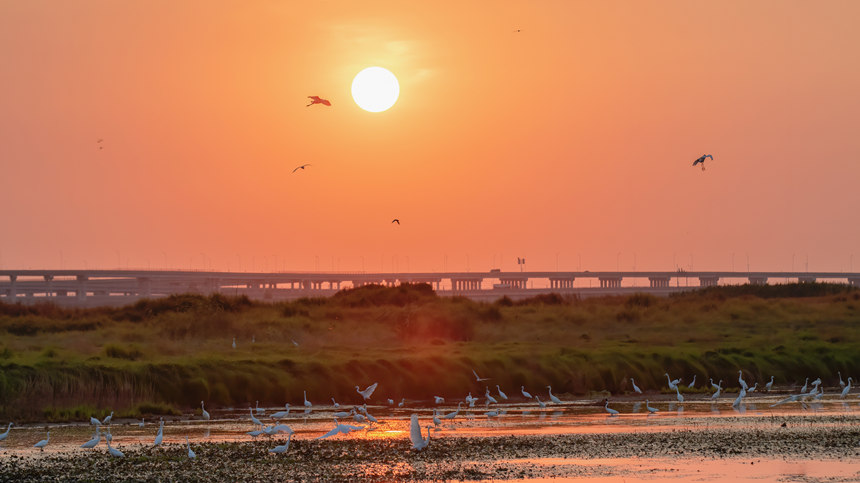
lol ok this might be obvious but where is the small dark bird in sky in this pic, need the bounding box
[97,138,103,149]
[391,219,400,225]
[292,164,311,173]
[692,154,713,171]
[307,96,331,107]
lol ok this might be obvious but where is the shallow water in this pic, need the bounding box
[3,394,860,481]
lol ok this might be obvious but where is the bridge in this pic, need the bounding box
[1,269,859,307]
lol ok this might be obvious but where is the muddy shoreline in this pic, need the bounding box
[3,414,859,482]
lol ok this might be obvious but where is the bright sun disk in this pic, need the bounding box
[351,67,399,112]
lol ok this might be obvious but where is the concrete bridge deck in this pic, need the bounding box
[2,269,858,307]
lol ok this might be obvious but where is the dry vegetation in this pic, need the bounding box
[1,283,859,421]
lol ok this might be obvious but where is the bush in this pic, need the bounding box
[104,344,143,361]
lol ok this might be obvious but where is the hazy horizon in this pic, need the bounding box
[2,1,859,274]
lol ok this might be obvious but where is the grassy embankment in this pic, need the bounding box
[1,283,858,422]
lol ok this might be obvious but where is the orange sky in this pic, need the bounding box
[1,1,859,273]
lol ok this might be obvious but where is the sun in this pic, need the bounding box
[351,67,399,112]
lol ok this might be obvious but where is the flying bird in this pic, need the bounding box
[355,382,378,401]
[692,154,714,171]
[292,164,311,173]
[391,219,400,225]
[307,96,331,107]
[472,369,490,382]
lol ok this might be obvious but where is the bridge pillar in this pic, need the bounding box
[599,277,622,288]
[649,277,670,288]
[748,276,768,285]
[76,275,88,302]
[6,275,16,300]
[138,277,152,298]
[43,275,54,297]
[699,276,719,288]
[549,277,574,289]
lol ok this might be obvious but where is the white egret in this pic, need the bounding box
[465,393,477,407]
[521,386,533,399]
[630,379,642,394]
[269,432,294,454]
[709,378,720,390]
[154,427,163,446]
[250,408,263,426]
[89,416,101,427]
[247,427,266,438]
[186,436,196,459]
[442,402,463,420]
[486,409,499,418]
[201,401,210,421]
[547,386,562,404]
[398,398,406,408]
[80,430,101,449]
[840,377,852,398]
[675,386,684,403]
[664,374,680,390]
[103,411,114,425]
[355,383,378,401]
[255,401,264,415]
[771,394,801,407]
[535,396,547,408]
[364,411,378,424]
[738,371,748,391]
[139,418,145,428]
[432,410,442,427]
[352,410,366,424]
[765,376,774,392]
[105,428,112,444]
[317,419,364,439]
[838,371,846,388]
[486,388,499,405]
[472,369,490,382]
[732,388,746,408]
[645,400,659,413]
[434,396,445,404]
[107,440,124,458]
[711,385,722,400]
[303,391,312,408]
[331,398,340,409]
[271,424,293,435]
[387,399,395,405]
[410,414,431,450]
[687,375,697,389]
[800,378,809,394]
[333,410,350,418]
[811,377,821,387]
[271,404,291,419]
[747,383,757,393]
[34,431,50,450]
[496,385,508,400]
[604,400,619,416]
[0,423,12,442]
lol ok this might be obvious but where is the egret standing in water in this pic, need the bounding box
[107,440,125,458]
[497,385,508,400]
[630,379,642,394]
[840,377,852,398]
[0,423,12,443]
[81,430,101,449]
[547,386,563,404]
[34,431,50,451]
[409,414,431,450]
[765,376,775,392]
[521,386,533,399]
[269,433,294,454]
[201,401,210,421]
[186,436,196,459]
[303,391,312,408]
[604,400,619,416]
[645,400,659,414]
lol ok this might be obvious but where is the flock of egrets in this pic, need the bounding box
[2,368,857,457]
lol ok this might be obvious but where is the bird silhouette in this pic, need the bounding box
[307,96,331,107]
[292,164,311,173]
[391,219,400,225]
[692,154,714,171]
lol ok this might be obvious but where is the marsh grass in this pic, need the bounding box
[1,283,859,421]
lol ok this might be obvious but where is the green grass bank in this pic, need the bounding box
[1,283,858,421]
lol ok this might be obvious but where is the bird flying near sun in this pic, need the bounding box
[352,67,399,112]
[692,154,714,171]
[391,219,400,225]
[292,164,311,173]
[307,96,331,107]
